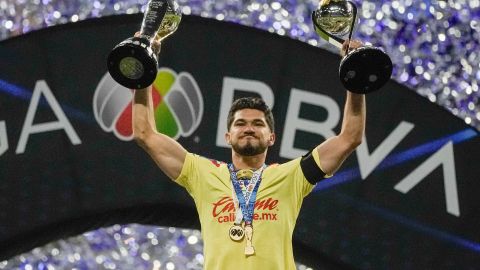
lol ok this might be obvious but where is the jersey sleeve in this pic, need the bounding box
[296,147,333,197]
[276,157,316,200]
[311,146,333,178]
[295,157,317,198]
[175,152,201,199]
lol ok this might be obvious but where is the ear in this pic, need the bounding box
[225,132,232,145]
[268,133,276,146]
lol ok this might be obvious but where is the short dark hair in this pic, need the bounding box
[227,97,274,132]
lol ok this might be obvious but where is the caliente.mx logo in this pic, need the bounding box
[93,68,204,141]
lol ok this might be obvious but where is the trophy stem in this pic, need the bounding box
[140,0,169,39]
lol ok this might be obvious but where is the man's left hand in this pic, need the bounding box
[341,39,363,57]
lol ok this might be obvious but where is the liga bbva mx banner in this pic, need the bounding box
[0,14,479,269]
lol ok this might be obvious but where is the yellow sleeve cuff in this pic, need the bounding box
[311,147,333,178]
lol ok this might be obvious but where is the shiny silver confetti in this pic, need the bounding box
[0,224,312,269]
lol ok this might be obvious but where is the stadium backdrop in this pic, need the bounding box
[0,14,479,269]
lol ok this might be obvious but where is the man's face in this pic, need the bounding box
[225,109,275,156]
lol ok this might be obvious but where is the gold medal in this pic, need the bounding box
[229,224,245,241]
[236,169,254,180]
[244,224,255,256]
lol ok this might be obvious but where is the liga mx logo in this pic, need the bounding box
[93,68,204,141]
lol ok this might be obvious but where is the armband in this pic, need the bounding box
[300,150,329,185]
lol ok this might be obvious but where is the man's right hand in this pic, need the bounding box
[135,31,162,55]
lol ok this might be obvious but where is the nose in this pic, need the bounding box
[244,130,255,136]
[241,126,256,138]
[243,124,256,133]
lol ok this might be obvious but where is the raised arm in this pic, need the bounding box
[315,39,366,176]
[133,86,187,180]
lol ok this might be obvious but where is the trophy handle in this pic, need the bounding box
[311,1,357,49]
[343,1,357,53]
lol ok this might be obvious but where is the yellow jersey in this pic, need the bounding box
[175,152,318,270]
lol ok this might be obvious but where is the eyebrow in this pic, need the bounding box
[233,118,266,124]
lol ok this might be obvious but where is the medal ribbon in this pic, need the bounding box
[228,164,266,225]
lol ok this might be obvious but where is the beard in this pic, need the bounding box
[232,140,268,156]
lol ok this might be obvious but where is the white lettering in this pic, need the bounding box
[279,89,340,159]
[394,142,460,217]
[16,80,81,154]
[215,77,274,148]
[357,121,415,179]
[0,121,7,156]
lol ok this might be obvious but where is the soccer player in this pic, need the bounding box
[133,40,365,269]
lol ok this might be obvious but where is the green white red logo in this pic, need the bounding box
[93,68,204,141]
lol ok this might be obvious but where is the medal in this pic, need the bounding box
[244,224,255,256]
[229,224,245,241]
[237,169,254,180]
[228,164,266,255]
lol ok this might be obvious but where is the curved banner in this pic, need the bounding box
[0,14,479,268]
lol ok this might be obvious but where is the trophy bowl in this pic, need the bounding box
[312,0,392,94]
[107,0,182,89]
[313,0,354,37]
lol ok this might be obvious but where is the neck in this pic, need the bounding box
[231,151,267,170]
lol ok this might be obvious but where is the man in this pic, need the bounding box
[133,39,365,269]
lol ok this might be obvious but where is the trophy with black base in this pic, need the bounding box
[312,0,393,94]
[107,0,182,89]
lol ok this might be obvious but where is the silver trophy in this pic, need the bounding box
[312,0,392,94]
[107,0,182,89]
